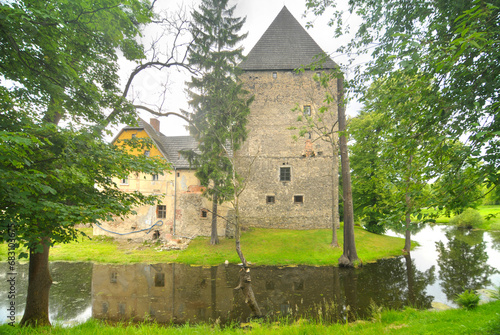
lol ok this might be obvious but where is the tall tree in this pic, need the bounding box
[290,69,340,247]
[184,0,249,245]
[306,0,500,195]
[0,0,191,326]
[360,73,450,251]
[349,110,393,234]
[337,76,359,266]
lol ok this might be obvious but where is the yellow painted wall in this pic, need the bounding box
[94,128,230,241]
[113,129,163,158]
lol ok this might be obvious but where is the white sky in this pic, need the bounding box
[116,0,362,137]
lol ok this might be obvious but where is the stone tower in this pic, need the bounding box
[236,6,339,229]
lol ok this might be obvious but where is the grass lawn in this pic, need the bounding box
[3,300,499,334]
[1,224,412,266]
[429,205,500,230]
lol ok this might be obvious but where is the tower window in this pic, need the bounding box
[266,196,275,204]
[294,195,304,204]
[303,105,311,116]
[280,167,291,182]
[272,72,277,79]
[200,209,208,218]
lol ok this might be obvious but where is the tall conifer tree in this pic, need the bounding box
[185,0,251,245]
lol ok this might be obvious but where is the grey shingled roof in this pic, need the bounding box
[240,6,336,71]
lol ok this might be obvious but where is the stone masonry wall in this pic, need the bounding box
[236,70,338,229]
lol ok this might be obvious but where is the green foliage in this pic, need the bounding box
[307,0,500,204]
[455,289,480,310]
[183,0,252,205]
[449,208,484,229]
[349,110,392,234]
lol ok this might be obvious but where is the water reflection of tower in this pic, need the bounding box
[91,263,235,323]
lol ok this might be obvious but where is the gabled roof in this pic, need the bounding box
[115,119,199,170]
[240,6,336,71]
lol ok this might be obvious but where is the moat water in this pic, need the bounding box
[1,225,499,325]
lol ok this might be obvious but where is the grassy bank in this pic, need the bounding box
[431,205,500,230]
[3,300,499,334]
[1,225,413,266]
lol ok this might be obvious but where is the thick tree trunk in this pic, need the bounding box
[331,140,340,247]
[337,76,359,267]
[210,193,219,245]
[20,237,52,327]
[404,253,415,305]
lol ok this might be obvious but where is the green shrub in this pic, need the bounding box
[455,289,480,310]
[449,208,484,229]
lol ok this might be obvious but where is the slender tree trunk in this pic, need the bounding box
[232,171,261,317]
[404,253,415,306]
[211,192,219,245]
[20,237,52,327]
[404,154,413,252]
[331,139,340,247]
[210,266,218,320]
[337,76,359,267]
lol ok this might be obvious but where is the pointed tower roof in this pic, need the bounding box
[240,6,336,71]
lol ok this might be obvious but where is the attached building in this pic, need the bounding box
[94,6,339,240]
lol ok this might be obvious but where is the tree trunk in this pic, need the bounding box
[20,237,52,327]
[210,192,219,245]
[404,154,413,252]
[404,253,415,305]
[234,267,262,317]
[337,76,359,267]
[232,185,261,317]
[331,139,340,247]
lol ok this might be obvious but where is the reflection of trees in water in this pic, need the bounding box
[490,231,500,252]
[0,262,92,322]
[354,256,435,314]
[391,222,427,235]
[436,230,497,301]
[49,262,92,321]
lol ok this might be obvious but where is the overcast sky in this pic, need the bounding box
[118,0,362,137]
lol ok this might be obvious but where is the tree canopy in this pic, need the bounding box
[306,0,500,195]
[183,0,251,244]
[0,0,175,326]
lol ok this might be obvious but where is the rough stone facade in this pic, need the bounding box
[236,70,338,229]
[93,125,229,241]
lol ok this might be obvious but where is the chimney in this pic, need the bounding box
[150,118,160,133]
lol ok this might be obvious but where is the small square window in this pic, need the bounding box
[155,273,165,287]
[272,72,277,79]
[280,167,291,182]
[110,272,118,283]
[303,105,311,116]
[294,195,304,204]
[200,209,208,218]
[152,174,159,181]
[120,177,128,185]
[157,205,166,219]
[118,303,126,315]
[144,150,150,157]
[266,196,275,204]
